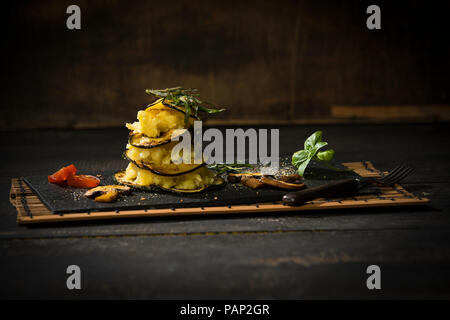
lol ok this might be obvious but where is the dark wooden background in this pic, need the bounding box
[2,0,450,130]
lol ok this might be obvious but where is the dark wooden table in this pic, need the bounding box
[1,124,449,299]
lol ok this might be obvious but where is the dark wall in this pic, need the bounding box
[2,0,450,129]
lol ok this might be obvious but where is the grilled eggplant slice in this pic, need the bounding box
[124,149,206,176]
[114,171,225,194]
[162,99,201,120]
[128,128,187,149]
[132,159,206,177]
[145,99,163,108]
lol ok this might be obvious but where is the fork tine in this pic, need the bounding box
[382,166,413,185]
[388,167,413,184]
[381,165,405,183]
[381,164,405,182]
[382,166,409,185]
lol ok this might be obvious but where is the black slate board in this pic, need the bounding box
[23,161,379,214]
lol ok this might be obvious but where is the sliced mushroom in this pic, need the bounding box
[84,185,131,203]
[240,176,265,189]
[227,172,264,183]
[279,173,303,184]
[227,174,241,184]
[260,176,305,190]
[94,190,120,203]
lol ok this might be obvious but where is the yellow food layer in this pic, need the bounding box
[123,162,216,190]
[126,142,203,172]
[126,99,193,138]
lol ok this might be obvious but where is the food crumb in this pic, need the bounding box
[214,196,218,200]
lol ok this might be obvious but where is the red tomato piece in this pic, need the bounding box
[48,164,77,185]
[67,174,100,189]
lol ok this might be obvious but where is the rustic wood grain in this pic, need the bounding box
[332,105,450,121]
[1,229,450,299]
[2,1,450,130]
[1,124,449,299]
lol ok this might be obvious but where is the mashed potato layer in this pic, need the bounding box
[125,142,203,174]
[123,162,216,190]
[126,100,193,138]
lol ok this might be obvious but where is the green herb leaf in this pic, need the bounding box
[292,149,310,167]
[145,87,226,123]
[297,157,312,176]
[314,141,328,150]
[316,149,335,162]
[292,131,336,176]
[198,105,226,114]
[304,130,322,150]
[183,100,191,124]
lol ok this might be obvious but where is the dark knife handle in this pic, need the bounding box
[282,178,359,206]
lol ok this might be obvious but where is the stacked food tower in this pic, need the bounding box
[114,87,224,193]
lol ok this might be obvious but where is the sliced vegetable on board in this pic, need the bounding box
[48,164,77,185]
[84,185,131,203]
[67,174,100,189]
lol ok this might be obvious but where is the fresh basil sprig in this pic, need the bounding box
[292,131,335,176]
[145,87,226,123]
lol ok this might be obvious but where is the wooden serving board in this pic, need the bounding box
[10,162,429,224]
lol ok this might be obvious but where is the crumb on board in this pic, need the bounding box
[71,191,83,201]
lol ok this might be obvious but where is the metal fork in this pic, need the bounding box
[357,164,414,189]
[282,164,413,206]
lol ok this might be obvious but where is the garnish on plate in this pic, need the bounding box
[240,176,265,189]
[67,174,100,189]
[48,164,100,189]
[227,172,263,183]
[84,185,131,203]
[292,131,335,176]
[146,87,226,123]
[259,176,305,190]
[226,172,305,190]
[48,164,77,185]
[208,163,254,175]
